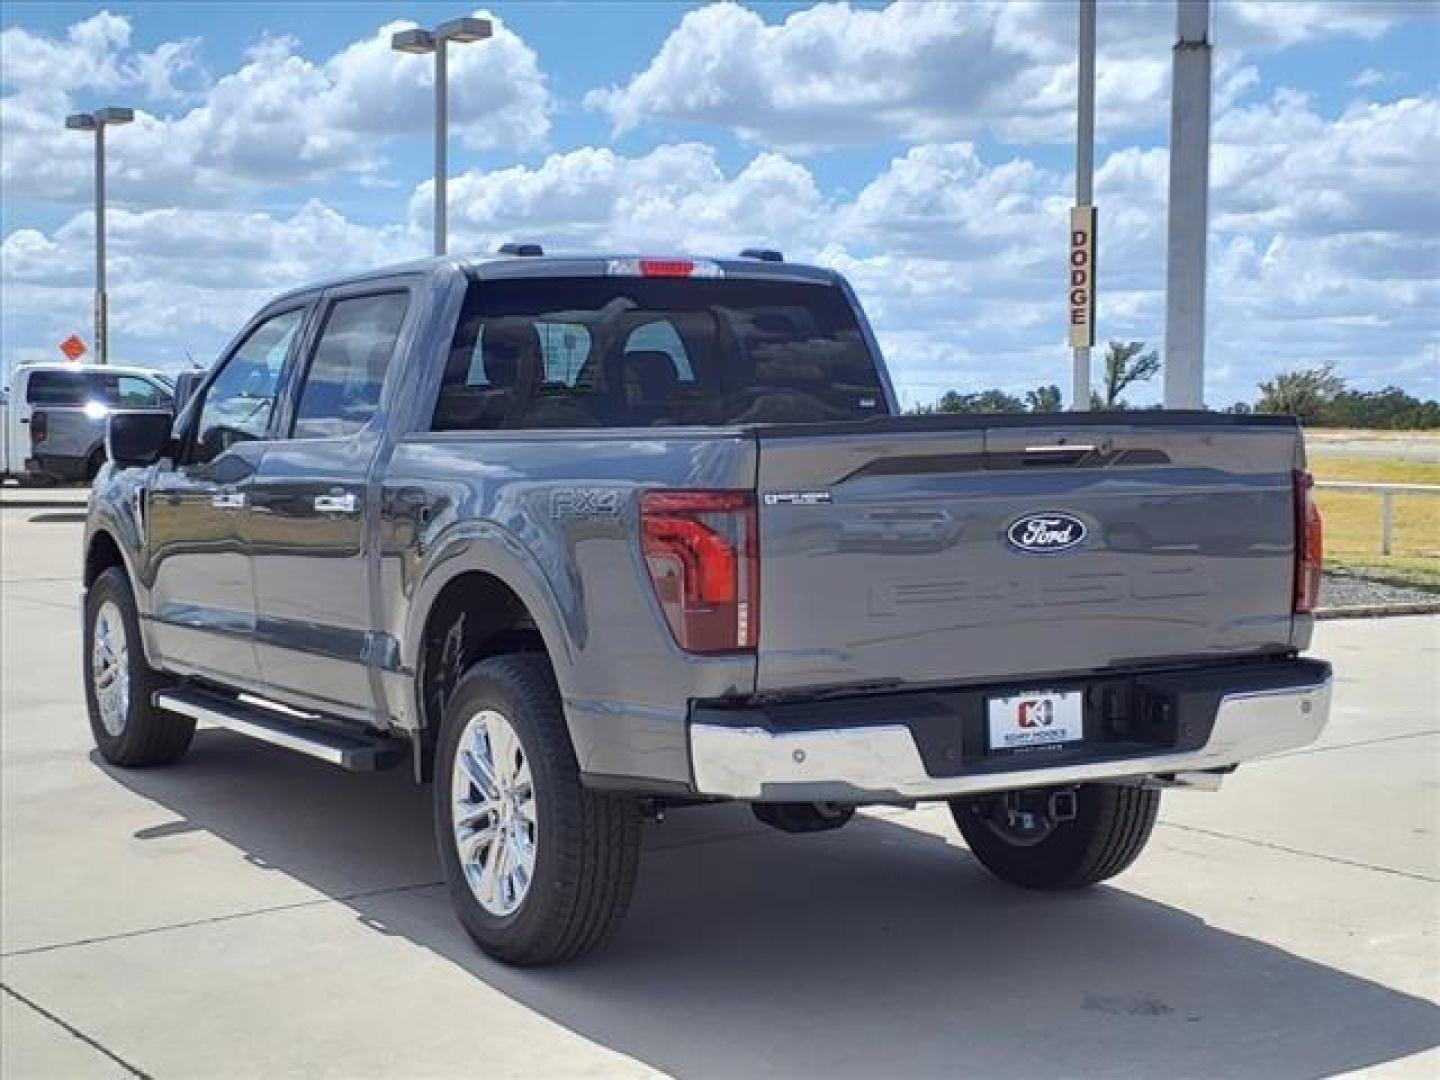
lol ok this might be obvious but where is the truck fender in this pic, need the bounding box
[398,519,580,732]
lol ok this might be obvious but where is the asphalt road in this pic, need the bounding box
[2,505,1437,1079]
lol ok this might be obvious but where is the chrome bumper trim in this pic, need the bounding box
[689,677,1332,801]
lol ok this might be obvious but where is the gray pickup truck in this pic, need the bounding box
[84,250,1331,965]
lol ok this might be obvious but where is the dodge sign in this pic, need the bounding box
[1068,205,1097,348]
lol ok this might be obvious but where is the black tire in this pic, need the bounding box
[83,567,193,766]
[434,653,640,966]
[950,784,1160,890]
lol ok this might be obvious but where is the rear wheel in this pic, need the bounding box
[950,784,1160,889]
[84,567,193,766]
[434,653,640,966]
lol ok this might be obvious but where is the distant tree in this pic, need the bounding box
[1223,400,1253,415]
[937,389,1026,413]
[1099,340,1161,409]
[912,383,1081,415]
[1256,364,1346,423]
[1025,384,1063,412]
[1320,387,1440,430]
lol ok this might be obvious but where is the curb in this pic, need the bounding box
[1316,602,1440,620]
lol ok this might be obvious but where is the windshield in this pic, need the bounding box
[433,276,888,430]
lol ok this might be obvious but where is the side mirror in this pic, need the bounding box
[171,370,203,417]
[107,412,173,469]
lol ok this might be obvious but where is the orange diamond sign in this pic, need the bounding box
[60,334,87,362]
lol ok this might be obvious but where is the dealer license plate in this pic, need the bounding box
[987,690,1084,751]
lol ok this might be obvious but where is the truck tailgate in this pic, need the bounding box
[753,415,1301,693]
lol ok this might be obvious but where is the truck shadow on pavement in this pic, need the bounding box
[101,731,1439,1080]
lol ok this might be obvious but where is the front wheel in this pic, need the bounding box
[434,653,640,966]
[84,567,193,766]
[950,784,1160,890]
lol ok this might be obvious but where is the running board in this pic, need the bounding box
[153,688,405,772]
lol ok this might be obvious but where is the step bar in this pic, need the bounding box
[154,688,405,772]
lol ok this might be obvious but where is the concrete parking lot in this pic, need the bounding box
[2,497,1437,1079]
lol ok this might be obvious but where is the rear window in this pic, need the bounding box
[432,277,887,431]
[25,370,169,408]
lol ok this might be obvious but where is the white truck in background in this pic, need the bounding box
[1,363,173,485]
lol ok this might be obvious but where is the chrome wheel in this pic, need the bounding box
[92,600,130,737]
[452,708,537,917]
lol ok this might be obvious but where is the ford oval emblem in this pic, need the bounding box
[1006,511,1087,554]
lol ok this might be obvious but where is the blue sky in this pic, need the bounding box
[3,1,1437,407]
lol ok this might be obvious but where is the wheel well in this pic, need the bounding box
[416,572,548,777]
[85,531,125,589]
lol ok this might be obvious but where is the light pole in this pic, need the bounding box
[1163,0,1213,409]
[65,106,133,366]
[1069,0,1097,411]
[391,17,493,256]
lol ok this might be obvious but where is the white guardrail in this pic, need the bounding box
[1315,481,1440,556]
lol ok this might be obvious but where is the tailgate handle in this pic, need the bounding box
[1022,444,1096,466]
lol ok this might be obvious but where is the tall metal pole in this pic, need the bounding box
[1163,0,1212,409]
[392,19,489,257]
[434,40,448,256]
[1071,0,1096,411]
[94,124,108,365]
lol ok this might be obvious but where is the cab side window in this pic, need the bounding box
[191,308,304,464]
[292,292,408,440]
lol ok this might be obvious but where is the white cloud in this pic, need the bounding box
[587,0,1437,150]
[1213,92,1440,236]
[1350,68,1395,89]
[1085,92,1440,398]
[0,12,204,102]
[431,143,830,255]
[587,2,1063,149]
[1,202,423,375]
[323,16,548,153]
[0,10,550,206]
[1221,1,1428,49]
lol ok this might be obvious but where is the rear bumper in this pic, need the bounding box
[689,659,1331,801]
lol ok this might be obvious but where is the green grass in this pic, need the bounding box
[1308,454,1439,589]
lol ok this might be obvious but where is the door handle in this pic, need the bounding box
[313,492,358,514]
[211,491,246,509]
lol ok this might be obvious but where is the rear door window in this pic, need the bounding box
[26,371,89,406]
[292,291,408,439]
[433,277,886,430]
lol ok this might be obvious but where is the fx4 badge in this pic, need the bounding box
[1006,511,1087,554]
[550,488,622,520]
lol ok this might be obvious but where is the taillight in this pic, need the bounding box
[1294,470,1323,614]
[30,411,47,445]
[640,490,757,652]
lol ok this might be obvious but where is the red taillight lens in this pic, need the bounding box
[30,411,47,445]
[1294,470,1323,614]
[639,258,695,277]
[640,490,758,652]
